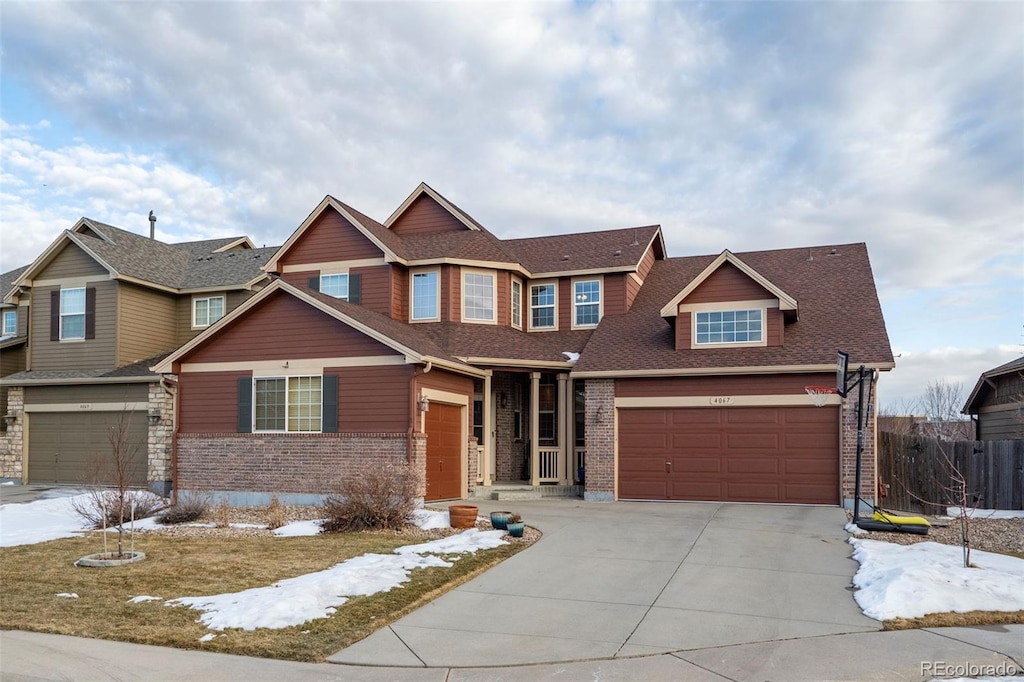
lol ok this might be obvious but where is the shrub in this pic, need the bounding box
[211,499,232,528]
[71,488,165,529]
[264,495,287,530]
[157,492,211,525]
[321,463,421,532]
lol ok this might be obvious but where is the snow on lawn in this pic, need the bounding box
[0,494,93,547]
[849,537,1024,620]
[166,528,508,631]
[945,507,1024,520]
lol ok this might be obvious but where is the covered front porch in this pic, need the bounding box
[470,370,586,493]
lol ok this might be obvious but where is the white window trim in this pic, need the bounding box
[571,276,603,330]
[410,267,441,323]
[59,287,86,341]
[319,272,349,300]
[529,280,558,332]
[461,268,497,324]
[691,305,767,348]
[2,310,16,336]
[192,295,226,329]
[252,375,323,433]
[510,276,523,330]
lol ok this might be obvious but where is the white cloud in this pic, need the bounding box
[879,345,1022,410]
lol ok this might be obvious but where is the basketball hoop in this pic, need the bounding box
[805,385,837,407]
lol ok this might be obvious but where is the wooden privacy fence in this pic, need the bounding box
[877,433,1024,513]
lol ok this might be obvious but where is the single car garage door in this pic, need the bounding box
[424,402,462,501]
[618,406,839,504]
[28,412,148,486]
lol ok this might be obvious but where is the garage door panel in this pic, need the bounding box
[425,403,462,502]
[29,412,147,486]
[618,406,838,504]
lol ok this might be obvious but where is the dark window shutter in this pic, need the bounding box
[237,377,253,432]
[84,287,96,339]
[50,290,60,341]
[322,374,338,433]
[348,274,361,304]
[308,276,320,292]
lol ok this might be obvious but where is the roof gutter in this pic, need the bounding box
[571,362,896,380]
[0,375,159,387]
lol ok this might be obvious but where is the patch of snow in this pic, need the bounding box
[849,538,1024,621]
[229,523,267,529]
[55,593,79,599]
[1,481,14,486]
[410,509,449,529]
[198,633,217,642]
[168,529,509,631]
[845,522,868,535]
[0,494,92,546]
[127,595,162,603]
[562,351,580,363]
[106,516,163,532]
[946,507,1024,520]
[272,520,323,537]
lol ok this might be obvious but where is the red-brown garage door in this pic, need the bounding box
[425,402,462,502]
[618,406,839,504]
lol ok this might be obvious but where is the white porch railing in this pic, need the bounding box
[538,446,561,483]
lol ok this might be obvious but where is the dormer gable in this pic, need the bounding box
[386,182,485,236]
[660,250,798,351]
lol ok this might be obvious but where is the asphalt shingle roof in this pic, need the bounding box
[505,226,662,275]
[0,353,169,385]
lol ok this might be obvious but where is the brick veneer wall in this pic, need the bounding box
[0,387,23,481]
[584,379,614,501]
[840,384,876,508]
[175,432,419,501]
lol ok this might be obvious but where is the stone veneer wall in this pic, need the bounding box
[0,387,23,481]
[840,382,876,508]
[175,432,422,505]
[583,379,614,501]
[147,382,174,495]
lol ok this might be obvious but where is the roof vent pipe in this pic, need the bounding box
[148,210,157,239]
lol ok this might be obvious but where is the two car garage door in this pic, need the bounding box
[28,412,148,487]
[618,406,839,505]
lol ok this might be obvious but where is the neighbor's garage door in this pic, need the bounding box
[28,412,148,486]
[424,402,462,502]
[618,406,838,504]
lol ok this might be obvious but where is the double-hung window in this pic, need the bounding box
[695,309,763,345]
[511,278,522,329]
[411,270,439,322]
[319,274,349,299]
[2,310,16,336]
[573,279,601,328]
[193,296,225,328]
[60,288,86,340]
[254,376,322,432]
[462,270,495,323]
[530,282,556,330]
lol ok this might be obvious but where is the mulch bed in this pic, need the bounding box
[848,512,1023,555]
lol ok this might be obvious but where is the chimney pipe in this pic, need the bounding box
[148,210,157,239]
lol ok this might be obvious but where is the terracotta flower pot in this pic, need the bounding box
[448,505,479,529]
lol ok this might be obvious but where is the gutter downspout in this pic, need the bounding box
[407,361,432,463]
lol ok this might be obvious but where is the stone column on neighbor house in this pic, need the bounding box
[147,382,174,497]
[0,386,24,482]
[841,380,877,510]
[584,379,614,502]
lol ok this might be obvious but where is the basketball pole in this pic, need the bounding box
[852,364,865,521]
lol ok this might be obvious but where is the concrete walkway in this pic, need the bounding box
[331,499,881,667]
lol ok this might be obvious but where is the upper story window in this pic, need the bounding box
[60,287,86,340]
[319,274,349,299]
[462,270,496,323]
[193,296,225,328]
[530,282,556,330]
[254,376,322,432]
[695,309,763,345]
[511,278,522,329]
[2,310,16,336]
[573,279,601,328]
[411,269,440,322]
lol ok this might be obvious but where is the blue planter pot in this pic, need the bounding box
[490,511,513,530]
[506,521,525,538]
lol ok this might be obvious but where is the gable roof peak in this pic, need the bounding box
[384,182,487,232]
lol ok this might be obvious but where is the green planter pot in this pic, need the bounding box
[506,521,525,538]
[490,511,513,530]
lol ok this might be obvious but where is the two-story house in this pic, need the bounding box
[963,356,1024,439]
[0,266,30,432]
[0,219,277,493]
[155,183,894,507]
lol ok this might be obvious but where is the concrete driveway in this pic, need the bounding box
[331,499,880,668]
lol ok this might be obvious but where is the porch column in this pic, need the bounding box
[557,373,570,484]
[530,371,540,485]
[482,372,493,486]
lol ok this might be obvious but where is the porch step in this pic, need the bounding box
[471,484,582,501]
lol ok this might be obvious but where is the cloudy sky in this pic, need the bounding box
[1,1,1020,409]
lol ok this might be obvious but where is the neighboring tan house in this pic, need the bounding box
[0,265,30,430]
[155,183,895,508]
[0,219,276,493]
[963,356,1024,440]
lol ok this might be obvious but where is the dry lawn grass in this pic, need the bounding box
[0,529,527,661]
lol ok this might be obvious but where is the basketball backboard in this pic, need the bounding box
[836,350,849,397]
